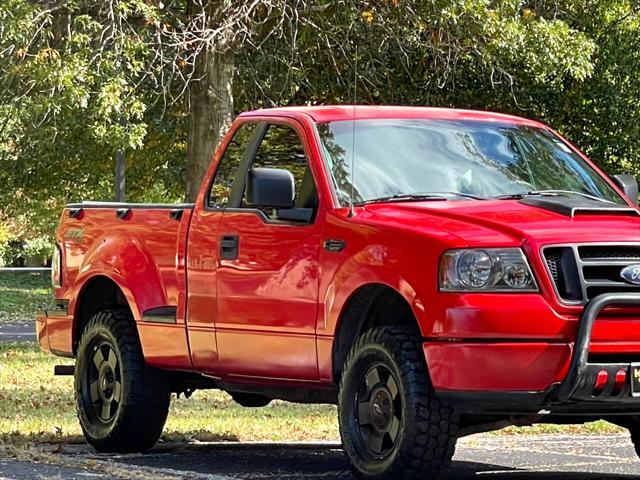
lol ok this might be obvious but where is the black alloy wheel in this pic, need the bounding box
[83,337,123,423]
[355,363,402,458]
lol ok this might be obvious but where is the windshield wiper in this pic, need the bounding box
[360,191,487,205]
[496,189,616,204]
[431,191,488,200]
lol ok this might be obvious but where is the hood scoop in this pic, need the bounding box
[518,196,639,218]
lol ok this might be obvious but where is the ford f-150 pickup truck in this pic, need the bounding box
[38,106,640,479]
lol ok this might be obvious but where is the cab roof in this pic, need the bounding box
[239,105,546,127]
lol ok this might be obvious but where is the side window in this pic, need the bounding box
[208,122,257,208]
[243,124,318,218]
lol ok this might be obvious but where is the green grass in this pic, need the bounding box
[0,343,623,449]
[498,422,623,435]
[0,271,55,322]
[0,342,339,446]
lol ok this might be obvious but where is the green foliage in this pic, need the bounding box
[236,0,638,180]
[0,0,638,250]
[0,223,11,267]
[22,237,52,263]
[542,1,640,179]
[235,1,596,107]
[0,0,185,244]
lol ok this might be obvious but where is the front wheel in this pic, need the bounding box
[75,310,171,452]
[338,326,458,480]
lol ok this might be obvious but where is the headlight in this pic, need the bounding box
[51,244,62,288]
[439,248,537,292]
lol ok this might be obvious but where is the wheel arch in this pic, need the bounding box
[331,282,424,383]
[71,274,136,354]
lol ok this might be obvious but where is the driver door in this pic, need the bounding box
[215,120,323,381]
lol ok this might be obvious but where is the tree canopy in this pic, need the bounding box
[0,0,638,262]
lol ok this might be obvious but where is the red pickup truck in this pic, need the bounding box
[38,106,640,479]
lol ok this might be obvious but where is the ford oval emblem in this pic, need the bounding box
[620,264,640,285]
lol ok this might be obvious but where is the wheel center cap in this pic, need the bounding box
[370,387,393,432]
[98,365,115,399]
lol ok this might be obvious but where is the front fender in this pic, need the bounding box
[323,243,427,337]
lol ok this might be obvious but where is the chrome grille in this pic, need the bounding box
[578,245,640,261]
[545,250,560,284]
[543,243,640,304]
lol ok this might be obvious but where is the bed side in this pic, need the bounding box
[37,202,193,370]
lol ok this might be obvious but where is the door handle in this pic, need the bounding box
[220,235,239,260]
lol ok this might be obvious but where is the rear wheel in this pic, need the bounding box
[75,310,171,452]
[338,326,458,480]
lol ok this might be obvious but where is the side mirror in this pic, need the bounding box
[612,174,639,206]
[245,167,295,209]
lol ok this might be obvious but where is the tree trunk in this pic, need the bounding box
[185,46,234,203]
[114,148,126,202]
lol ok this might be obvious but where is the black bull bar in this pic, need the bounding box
[550,292,640,403]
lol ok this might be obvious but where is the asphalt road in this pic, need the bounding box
[1,330,639,478]
[1,434,639,479]
[0,320,35,342]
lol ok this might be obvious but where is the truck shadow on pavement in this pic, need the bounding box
[96,442,638,480]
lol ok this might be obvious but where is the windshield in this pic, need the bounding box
[317,119,625,205]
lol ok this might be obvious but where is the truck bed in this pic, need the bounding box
[40,201,193,359]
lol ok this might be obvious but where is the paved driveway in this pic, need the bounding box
[0,320,35,342]
[1,434,638,479]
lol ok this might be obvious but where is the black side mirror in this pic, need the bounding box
[246,167,295,209]
[612,174,639,206]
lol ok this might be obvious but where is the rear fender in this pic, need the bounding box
[70,230,167,322]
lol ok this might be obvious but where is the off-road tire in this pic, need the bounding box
[75,309,171,452]
[338,326,458,480]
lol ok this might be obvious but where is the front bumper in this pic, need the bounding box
[428,293,640,415]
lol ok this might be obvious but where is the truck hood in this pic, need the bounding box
[362,199,640,247]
